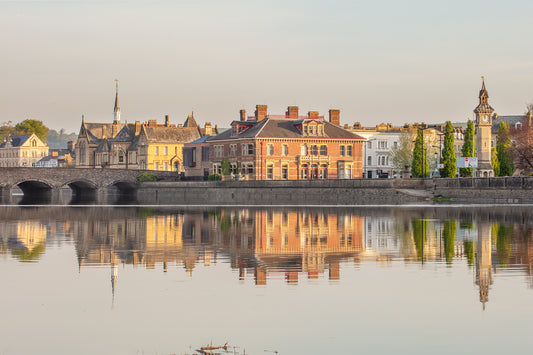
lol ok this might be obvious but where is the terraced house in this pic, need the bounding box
[198,105,364,180]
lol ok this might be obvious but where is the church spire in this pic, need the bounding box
[479,76,489,103]
[113,79,121,124]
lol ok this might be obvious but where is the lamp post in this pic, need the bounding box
[434,151,438,177]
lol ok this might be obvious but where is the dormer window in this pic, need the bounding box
[303,125,308,135]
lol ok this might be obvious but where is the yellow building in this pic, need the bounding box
[0,133,49,167]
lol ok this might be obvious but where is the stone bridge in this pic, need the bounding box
[0,167,177,204]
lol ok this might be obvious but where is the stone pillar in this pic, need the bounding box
[51,188,65,205]
[96,187,108,205]
[0,186,12,205]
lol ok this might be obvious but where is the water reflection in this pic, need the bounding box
[1,206,533,311]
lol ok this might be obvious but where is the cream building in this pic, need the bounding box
[0,133,49,167]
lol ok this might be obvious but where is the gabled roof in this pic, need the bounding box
[111,125,134,142]
[0,134,32,148]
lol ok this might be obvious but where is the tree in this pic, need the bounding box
[440,121,457,178]
[460,120,475,177]
[0,121,22,142]
[492,148,500,176]
[411,128,428,178]
[496,121,515,176]
[221,158,231,177]
[390,129,416,174]
[14,119,49,142]
[509,114,533,174]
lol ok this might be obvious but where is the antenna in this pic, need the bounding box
[114,78,119,92]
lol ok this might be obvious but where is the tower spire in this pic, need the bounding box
[113,79,121,124]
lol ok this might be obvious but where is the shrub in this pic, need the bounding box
[137,172,157,182]
[208,173,221,181]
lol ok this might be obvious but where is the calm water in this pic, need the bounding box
[1,205,532,355]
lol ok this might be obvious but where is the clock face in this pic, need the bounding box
[481,114,489,123]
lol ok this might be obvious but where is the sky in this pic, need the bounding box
[1,0,532,133]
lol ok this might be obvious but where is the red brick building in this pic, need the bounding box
[192,105,364,180]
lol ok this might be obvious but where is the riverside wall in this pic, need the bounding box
[136,177,533,205]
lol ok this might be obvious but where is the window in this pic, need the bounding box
[248,144,254,155]
[154,162,159,170]
[340,145,345,156]
[393,141,398,148]
[267,144,273,156]
[378,140,387,149]
[300,164,308,179]
[267,164,273,179]
[155,147,159,155]
[303,125,308,135]
[368,156,372,165]
[318,126,323,135]
[230,144,237,157]
[247,164,254,175]
[320,145,327,156]
[367,141,372,149]
[282,144,288,156]
[164,147,168,155]
[310,145,318,156]
[282,165,288,179]
[164,162,168,170]
[301,145,307,155]
[319,164,327,179]
[347,145,352,156]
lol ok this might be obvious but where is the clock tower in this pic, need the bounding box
[473,77,494,177]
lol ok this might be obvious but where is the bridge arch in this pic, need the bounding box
[106,180,138,204]
[13,179,54,204]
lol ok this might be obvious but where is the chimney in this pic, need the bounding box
[255,105,268,122]
[204,122,213,136]
[148,120,157,127]
[135,121,142,135]
[165,115,170,127]
[308,111,319,118]
[67,140,76,153]
[239,109,246,121]
[329,109,340,126]
[286,106,299,118]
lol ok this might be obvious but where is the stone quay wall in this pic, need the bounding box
[137,177,533,205]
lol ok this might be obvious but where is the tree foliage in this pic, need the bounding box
[496,121,515,176]
[221,158,231,176]
[509,114,533,174]
[460,120,475,177]
[14,119,49,142]
[440,121,457,178]
[411,128,428,178]
[0,121,23,142]
[390,129,416,174]
[491,148,500,176]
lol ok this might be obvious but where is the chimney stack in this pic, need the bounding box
[308,111,319,118]
[329,109,340,126]
[204,122,213,136]
[255,105,268,122]
[239,109,246,121]
[165,115,170,127]
[135,121,142,135]
[286,106,299,118]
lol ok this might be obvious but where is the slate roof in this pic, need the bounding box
[183,114,198,128]
[0,135,32,148]
[492,115,527,133]
[210,118,364,141]
[142,125,201,143]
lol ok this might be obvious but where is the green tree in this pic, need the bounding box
[14,119,49,142]
[221,158,231,177]
[496,121,515,176]
[0,121,22,142]
[460,120,475,177]
[411,128,428,178]
[440,121,457,178]
[491,148,500,176]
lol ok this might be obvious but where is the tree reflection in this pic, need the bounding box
[411,219,428,262]
[442,220,457,265]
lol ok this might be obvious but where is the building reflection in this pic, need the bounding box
[2,207,533,310]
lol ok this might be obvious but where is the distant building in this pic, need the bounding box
[34,149,75,168]
[182,135,215,180]
[188,105,364,180]
[0,134,49,167]
[75,83,217,172]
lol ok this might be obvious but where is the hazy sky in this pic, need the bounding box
[1,0,532,133]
